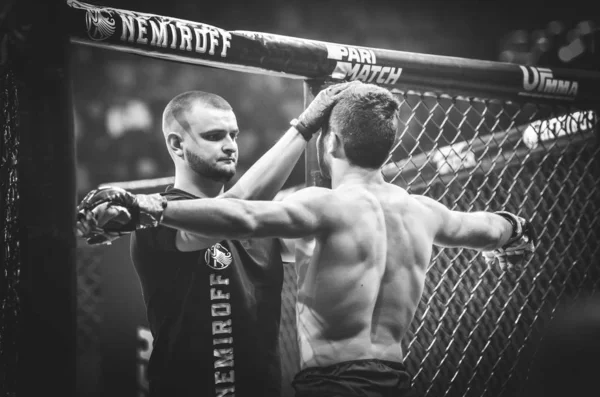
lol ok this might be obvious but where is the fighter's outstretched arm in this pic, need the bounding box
[162,187,330,241]
[414,195,514,250]
[414,194,535,269]
[76,186,330,244]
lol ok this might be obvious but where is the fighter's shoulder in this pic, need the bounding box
[410,193,443,208]
[284,186,334,202]
[410,193,434,206]
[408,193,453,222]
[381,182,409,197]
[282,186,341,214]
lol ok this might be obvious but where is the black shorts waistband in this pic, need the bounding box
[296,358,407,377]
[292,358,412,397]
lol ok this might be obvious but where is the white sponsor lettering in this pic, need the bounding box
[211,287,230,300]
[214,348,234,368]
[75,0,233,58]
[210,273,235,395]
[326,43,402,85]
[178,24,193,51]
[327,44,377,64]
[149,20,169,47]
[136,17,149,44]
[215,370,235,384]
[519,66,578,99]
[215,386,235,397]
[210,273,230,285]
[523,110,596,149]
[211,303,231,317]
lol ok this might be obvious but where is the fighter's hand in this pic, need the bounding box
[75,203,132,245]
[293,80,363,140]
[75,186,167,245]
[482,211,536,270]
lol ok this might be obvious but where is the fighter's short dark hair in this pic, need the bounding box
[329,84,399,169]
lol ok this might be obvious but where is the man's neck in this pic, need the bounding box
[330,161,385,189]
[173,170,225,198]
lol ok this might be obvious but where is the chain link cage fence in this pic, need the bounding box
[74,88,599,397]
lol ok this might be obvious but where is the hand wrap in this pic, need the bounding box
[482,211,536,270]
[76,186,167,245]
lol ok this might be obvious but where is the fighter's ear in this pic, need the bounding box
[329,130,344,159]
[166,131,184,158]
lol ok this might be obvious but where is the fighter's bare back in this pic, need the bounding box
[295,181,436,369]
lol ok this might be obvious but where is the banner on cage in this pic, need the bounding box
[522,110,596,149]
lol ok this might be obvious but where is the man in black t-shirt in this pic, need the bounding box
[77,83,360,396]
[131,188,285,397]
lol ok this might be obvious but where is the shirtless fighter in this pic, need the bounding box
[76,82,535,396]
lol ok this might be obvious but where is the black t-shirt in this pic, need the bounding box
[130,188,284,397]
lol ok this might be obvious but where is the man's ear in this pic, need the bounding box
[166,132,184,158]
[329,130,344,159]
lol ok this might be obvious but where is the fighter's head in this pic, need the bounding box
[162,91,239,183]
[317,83,399,178]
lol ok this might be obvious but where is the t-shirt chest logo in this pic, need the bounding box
[204,243,232,270]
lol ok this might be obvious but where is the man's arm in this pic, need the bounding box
[162,187,330,241]
[222,126,306,202]
[414,195,514,251]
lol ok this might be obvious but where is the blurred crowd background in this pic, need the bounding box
[72,0,599,198]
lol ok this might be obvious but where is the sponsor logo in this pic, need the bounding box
[205,243,233,270]
[326,44,402,85]
[69,0,231,57]
[70,0,116,41]
[519,66,578,100]
[523,110,596,149]
[210,273,235,396]
[432,141,477,175]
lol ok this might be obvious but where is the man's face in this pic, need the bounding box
[183,105,239,182]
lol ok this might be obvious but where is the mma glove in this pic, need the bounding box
[291,80,362,141]
[76,186,167,245]
[482,211,536,270]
